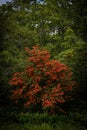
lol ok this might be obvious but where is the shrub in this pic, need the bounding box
[9,46,76,113]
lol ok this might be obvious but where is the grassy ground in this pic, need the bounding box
[0,122,87,130]
[0,106,87,130]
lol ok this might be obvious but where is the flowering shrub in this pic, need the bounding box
[9,46,75,113]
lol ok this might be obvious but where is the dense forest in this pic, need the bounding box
[0,0,87,130]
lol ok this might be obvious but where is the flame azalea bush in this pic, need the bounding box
[9,46,76,113]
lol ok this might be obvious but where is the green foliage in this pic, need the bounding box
[58,28,87,100]
[72,42,87,100]
[1,123,86,130]
[0,112,87,130]
[16,111,87,126]
[55,28,79,67]
[62,28,78,49]
[71,0,87,41]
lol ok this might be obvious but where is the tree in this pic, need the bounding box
[72,42,87,100]
[0,3,27,106]
[71,0,87,41]
[58,28,87,101]
[9,46,76,113]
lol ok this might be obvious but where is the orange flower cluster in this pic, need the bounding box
[9,46,75,113]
